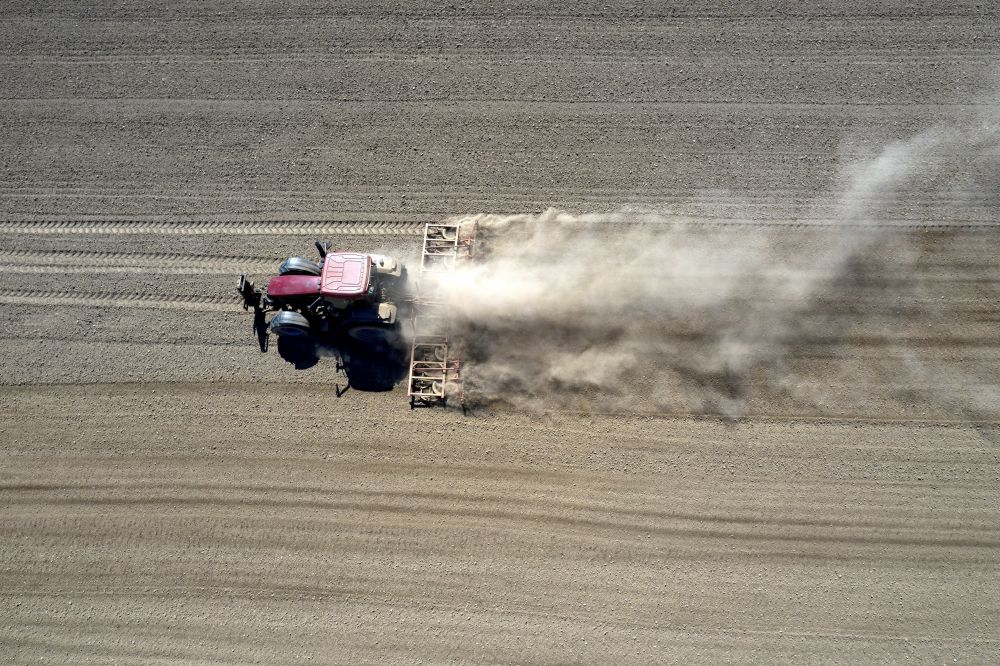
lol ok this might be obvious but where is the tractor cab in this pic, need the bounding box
[320,252,372,302]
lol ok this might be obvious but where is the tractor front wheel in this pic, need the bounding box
[278,257,322,276]
[268,311,312,337]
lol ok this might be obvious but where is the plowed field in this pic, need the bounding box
[2,1,999,662]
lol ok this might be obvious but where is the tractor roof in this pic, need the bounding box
[321,252,371,300]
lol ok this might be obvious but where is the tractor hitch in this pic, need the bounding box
[237,274,263,312]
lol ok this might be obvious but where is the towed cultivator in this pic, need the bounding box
[406,221,477,409]
[237,221,477,409]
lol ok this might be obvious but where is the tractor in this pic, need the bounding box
[237,241,409,352]
[238,221,476,406]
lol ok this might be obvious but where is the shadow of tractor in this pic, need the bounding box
[275,335,320,370]
[275,334,408,392]
[338,340,409,392]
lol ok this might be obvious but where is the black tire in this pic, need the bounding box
[278,257,322,276]
[345,323,401,348]
[340,323,408,391]
[268,311,312,337]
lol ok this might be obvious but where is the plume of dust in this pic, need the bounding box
[432,113,999,416]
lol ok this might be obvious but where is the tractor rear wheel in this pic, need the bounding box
[268,311,312,337]
[278,257,322,276]
[345,323,401,349]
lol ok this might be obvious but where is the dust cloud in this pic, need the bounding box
[434,113,999,415]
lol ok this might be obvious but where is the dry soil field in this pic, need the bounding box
[2,1,1000,663]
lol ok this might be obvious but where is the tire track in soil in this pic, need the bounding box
[0,250,278,274]
[0,289,233,312]
[0,219,996,237]
[0,220,426,236]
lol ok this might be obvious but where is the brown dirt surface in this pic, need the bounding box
[2,1,999,663]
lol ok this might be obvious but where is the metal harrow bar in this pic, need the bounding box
[407,221,476,409]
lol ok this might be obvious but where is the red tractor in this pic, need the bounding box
[239,222,475,404]
[238,241,409,354]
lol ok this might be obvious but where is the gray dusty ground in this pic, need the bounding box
[1,1,999,663]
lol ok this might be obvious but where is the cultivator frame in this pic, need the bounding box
[407,221,477,409]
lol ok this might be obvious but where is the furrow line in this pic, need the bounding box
[0,250,278,274]
[0,265,273,275]
[0,289,234,312]
[0,220,426,236]
[1,219,998,237]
